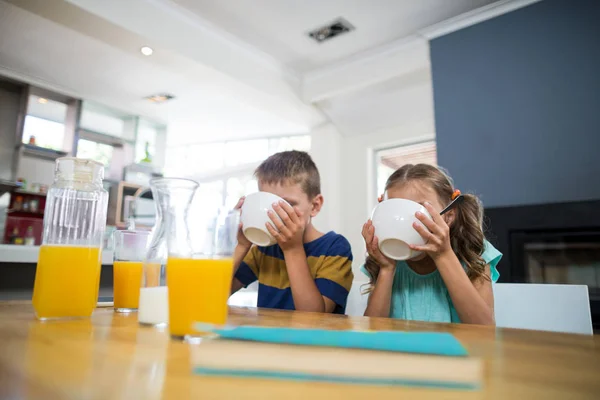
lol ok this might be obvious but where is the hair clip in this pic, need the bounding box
[451,189,461,200]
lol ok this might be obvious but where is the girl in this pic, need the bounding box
[362,164,501,325]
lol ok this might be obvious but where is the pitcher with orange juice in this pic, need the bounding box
[166,203,239,341]
[32,158,108,320]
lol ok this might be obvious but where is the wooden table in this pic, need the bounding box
[0,302,599,400]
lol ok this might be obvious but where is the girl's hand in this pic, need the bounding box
[410,202,453,259]
[234,197,252,250]
[362,220,395,270]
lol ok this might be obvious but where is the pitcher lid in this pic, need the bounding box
[55,157,104,183]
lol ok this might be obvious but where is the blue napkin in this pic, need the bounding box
[196,324,468,357]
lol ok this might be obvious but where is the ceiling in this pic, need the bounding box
[171,0,498,72]
[0,0,503,143]
[0,0,320,144]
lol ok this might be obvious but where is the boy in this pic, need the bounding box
[230,151,354,314]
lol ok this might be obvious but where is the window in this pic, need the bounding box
[136,120,159,163]
[190,142,226,175]
[269,135,311,153]
[22,116,65,150]
[76,138,114,167]
[79,102,127,138]
[188,180,224,253]
[225,139,270,167]
[375,141,437,196]
[225,175,258,209]
[165,134,311,213]
[22,95,67,150]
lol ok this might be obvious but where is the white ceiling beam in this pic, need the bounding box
[64,0,300,96]
[6,0,325,128]
[419,0,543,39]
[302,36,430,104]
[302,0,542,104]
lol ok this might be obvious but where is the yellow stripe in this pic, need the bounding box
[310,255,354,291]
[257,254,353,290]
[241,246,261,277]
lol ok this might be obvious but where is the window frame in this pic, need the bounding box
[369,135,436,215]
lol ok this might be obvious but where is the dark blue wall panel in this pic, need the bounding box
[431,0,600,207]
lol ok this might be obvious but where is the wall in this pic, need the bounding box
[340,121,435,279]
[0,82,24,236]
[309,123,343,234]
[0,84,22,181]
[431,0,600,208]
[16,156,55,187]
[312,59,436,278]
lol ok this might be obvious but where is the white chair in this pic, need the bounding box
[493,283,593,335]
[228,281,258,307]
[346,280,369,316]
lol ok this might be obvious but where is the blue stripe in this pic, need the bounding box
[315,278,349,314]
[235,262,257,286]
[257,283,295,310]
[193,368,478,390]
[257,231,353,261]
[257,282,347,315]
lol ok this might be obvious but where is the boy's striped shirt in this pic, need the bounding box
[235,231,354,314]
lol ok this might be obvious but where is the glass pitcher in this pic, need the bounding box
[32,158,109,320]
[138,178,199,327]
[168,207,239,342]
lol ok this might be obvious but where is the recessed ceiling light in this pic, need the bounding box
[140,46,153,56]
[38,98,48,104]
[308,18,354,43]
[145,93,175,103]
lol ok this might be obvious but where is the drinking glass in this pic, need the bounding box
[167,208,240,342]
[138,178,198,328]
[113,230,150,313]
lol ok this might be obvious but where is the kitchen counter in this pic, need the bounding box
[0,244,114,264]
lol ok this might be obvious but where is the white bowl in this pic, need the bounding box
[241,192,289,247]
[371,198,431,261]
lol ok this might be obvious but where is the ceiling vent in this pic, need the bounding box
[145,93,175,103]
[308,18,354,43]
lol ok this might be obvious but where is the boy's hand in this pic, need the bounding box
[266,200,305,251]
[234,197,252,250]
[362,220,395,271]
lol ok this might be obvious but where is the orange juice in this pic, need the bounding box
[166,257,233,337]
[113,261,144,311]
[32,245,101,319]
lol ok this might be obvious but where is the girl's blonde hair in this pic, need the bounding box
[365,164,488,289]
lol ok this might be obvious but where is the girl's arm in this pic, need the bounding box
[410,202,495,325]
[364,266,395,317]
[434,255,495,325]
[362,220,397,318]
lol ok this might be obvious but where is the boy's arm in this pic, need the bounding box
[230,243,252,294]
[231,196,257,294]
[284,248,335,313]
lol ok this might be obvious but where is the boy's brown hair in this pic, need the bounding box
[255,150,321,198]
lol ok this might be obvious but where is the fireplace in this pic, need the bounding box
[485,200,600,330]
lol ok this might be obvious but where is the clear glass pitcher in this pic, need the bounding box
[138,178,199,327]
[168,207,239,342]
[32,158,109,320]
